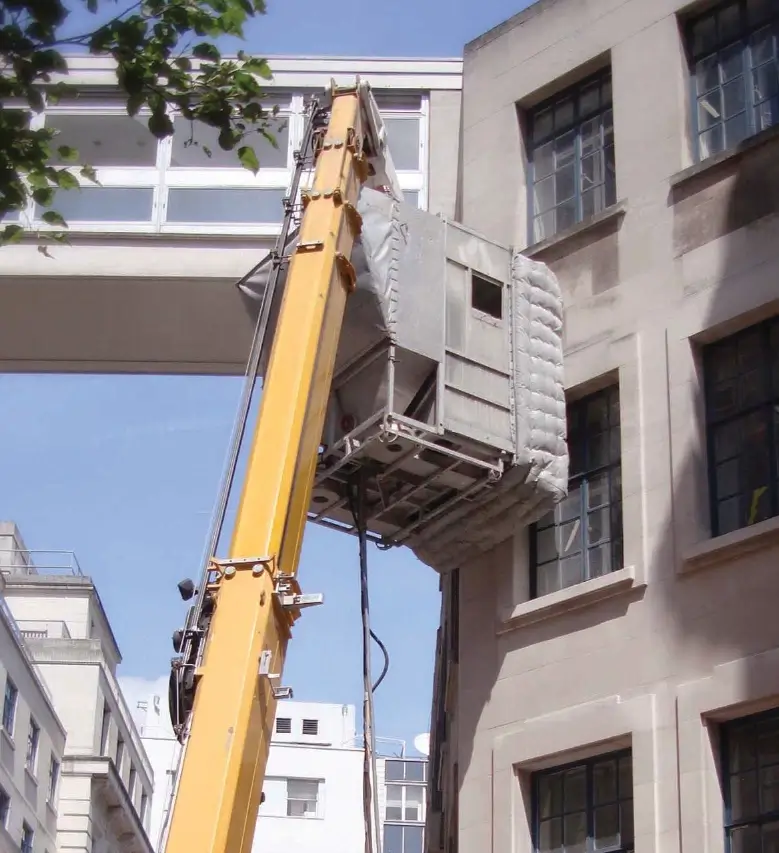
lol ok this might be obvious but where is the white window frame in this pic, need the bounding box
[285,777,323,819]
[385,781,426,823]
[26,717,40,774]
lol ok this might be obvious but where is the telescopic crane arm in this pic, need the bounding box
[163,81,395,853]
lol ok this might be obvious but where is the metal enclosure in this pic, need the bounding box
[307,188,567,573]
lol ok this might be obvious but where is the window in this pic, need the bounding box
[26,718,39,773]
[21,821,33,853]
[383,825,424,853]
[100,703,111,755]
[386,784,425,822]
[704,318,779,535]
[533,751,634,852]
[116,735,125,773]
[527,70,615,243]
[128,765,137,800]
[48,111,158,167]
[0,786,9,827]
[141,791,149,824]
[275,717,291,734]
[301,719,319,736]
[471,273,503,320]
[385,760,427,783]
[532,385,623,597]
[48,756,60,803]
[383,116,422,170]
[286,779,320,818]
[3,678,17,736]
[687,0,779,161]
[722,708,779,848]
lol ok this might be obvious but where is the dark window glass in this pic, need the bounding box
[703,317,779,536]
[688,0,779,160]
[527,70,616,243]
[534,752,634,853]
[531,385,623,597]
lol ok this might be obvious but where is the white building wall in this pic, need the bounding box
[0,572,65,853]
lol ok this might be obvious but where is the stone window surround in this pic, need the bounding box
[677,646,779,853]
[502,332,647,631]
[491,693,658,853]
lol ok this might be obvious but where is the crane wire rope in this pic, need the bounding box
[158,98,322,853]
[348,477,389,853]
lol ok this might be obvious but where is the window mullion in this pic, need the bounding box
[581,461,590,583]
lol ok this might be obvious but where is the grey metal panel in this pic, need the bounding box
[444,354,510,410]
[444,221,512,283]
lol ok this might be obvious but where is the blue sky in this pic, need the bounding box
[0,0,533,752]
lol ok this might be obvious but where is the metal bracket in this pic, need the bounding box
[211,555,274,580]
[258,649,293,700]
[274,574,324,612]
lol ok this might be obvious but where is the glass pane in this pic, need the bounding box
[725,111,750,147]
[754,63,779,103]
[383,117,420,170]
[564,767,586,811]
[610,425,621,462]
[580,117,602,156]
[560,519,582,556]
[588,507,611,546]
[533,210,556,243]
[534,141,555,180]
[587,394,610,430]
[385,761,404,781]
[554,129,576,166]
[403,190,420,209]
[723,78,746,118]
[404,762,425,782]
[761,765,779,812]
[406,786,424,806]
[718,495,741,534]
[730,771,759,821]
[386,784,403,810]
[38,187,153,222]
[722,44,745,82]
[538,817,562,853]
[751,25,776,63]
[287,779,317,798]
[563,812,587,853]
[386,805,403,820]
[555,164,575,203]
[556,197,577,232]
[580,81,601,115]
[696,55,721,94]
[538,773,564,818]
[748,0,774,25]
[403,826,424,853]
[554,99,574,131]
[581,152,603,192]
[171,115,289,168]
[618,755,633,798]
[588,543,612,579]
[758,723,779,766]
[730,730,757,773]
[700,124,725,159]
[716,459,739,498]
[384,824,403,853]
[537,526,558,564]
[533,108,554,142]
[729,824,761,853]
[587,472,610,510]
[589,431,610,468]
[718,2,741,43]
[620,800,635,844]
[560,554,584,588]
[594,804,619,848]
[47,113,158,166]
[593,759,617,804]
[534,175,556,214]
[763,822,779,853]
[698,91,723,129]
[536,560,561,596]
[692,15,717,56]
[581,185,606,219]
[166,188,285,224]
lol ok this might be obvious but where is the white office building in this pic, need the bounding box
[129,690,427,853]
[0,522,153,853]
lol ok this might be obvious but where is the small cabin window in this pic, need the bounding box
[471,273,502,320]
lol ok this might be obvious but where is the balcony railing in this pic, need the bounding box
[0,549,84,577]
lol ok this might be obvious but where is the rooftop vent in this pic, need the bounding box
[302,719,319,736]
[275,717,292,734]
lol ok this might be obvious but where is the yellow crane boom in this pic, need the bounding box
[163,82,383,853]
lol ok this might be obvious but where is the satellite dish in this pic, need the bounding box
[413,733,430,757]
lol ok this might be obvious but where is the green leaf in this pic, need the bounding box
[42,210,67,226]
[57,145,79,163]
[32,187,55,206]
[192,43,221,61]
[148,111,174,139]
[80,165,100,184]
[237,145,259,174]
[127,93,145,117]
[242,57,272,80]
[55,171,80,190]
[2,224,24,244]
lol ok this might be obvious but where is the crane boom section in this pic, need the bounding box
[164,85,370,853]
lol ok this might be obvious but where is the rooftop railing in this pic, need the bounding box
[0,549,84,577]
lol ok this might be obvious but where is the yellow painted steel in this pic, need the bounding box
[164,86,368,853]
